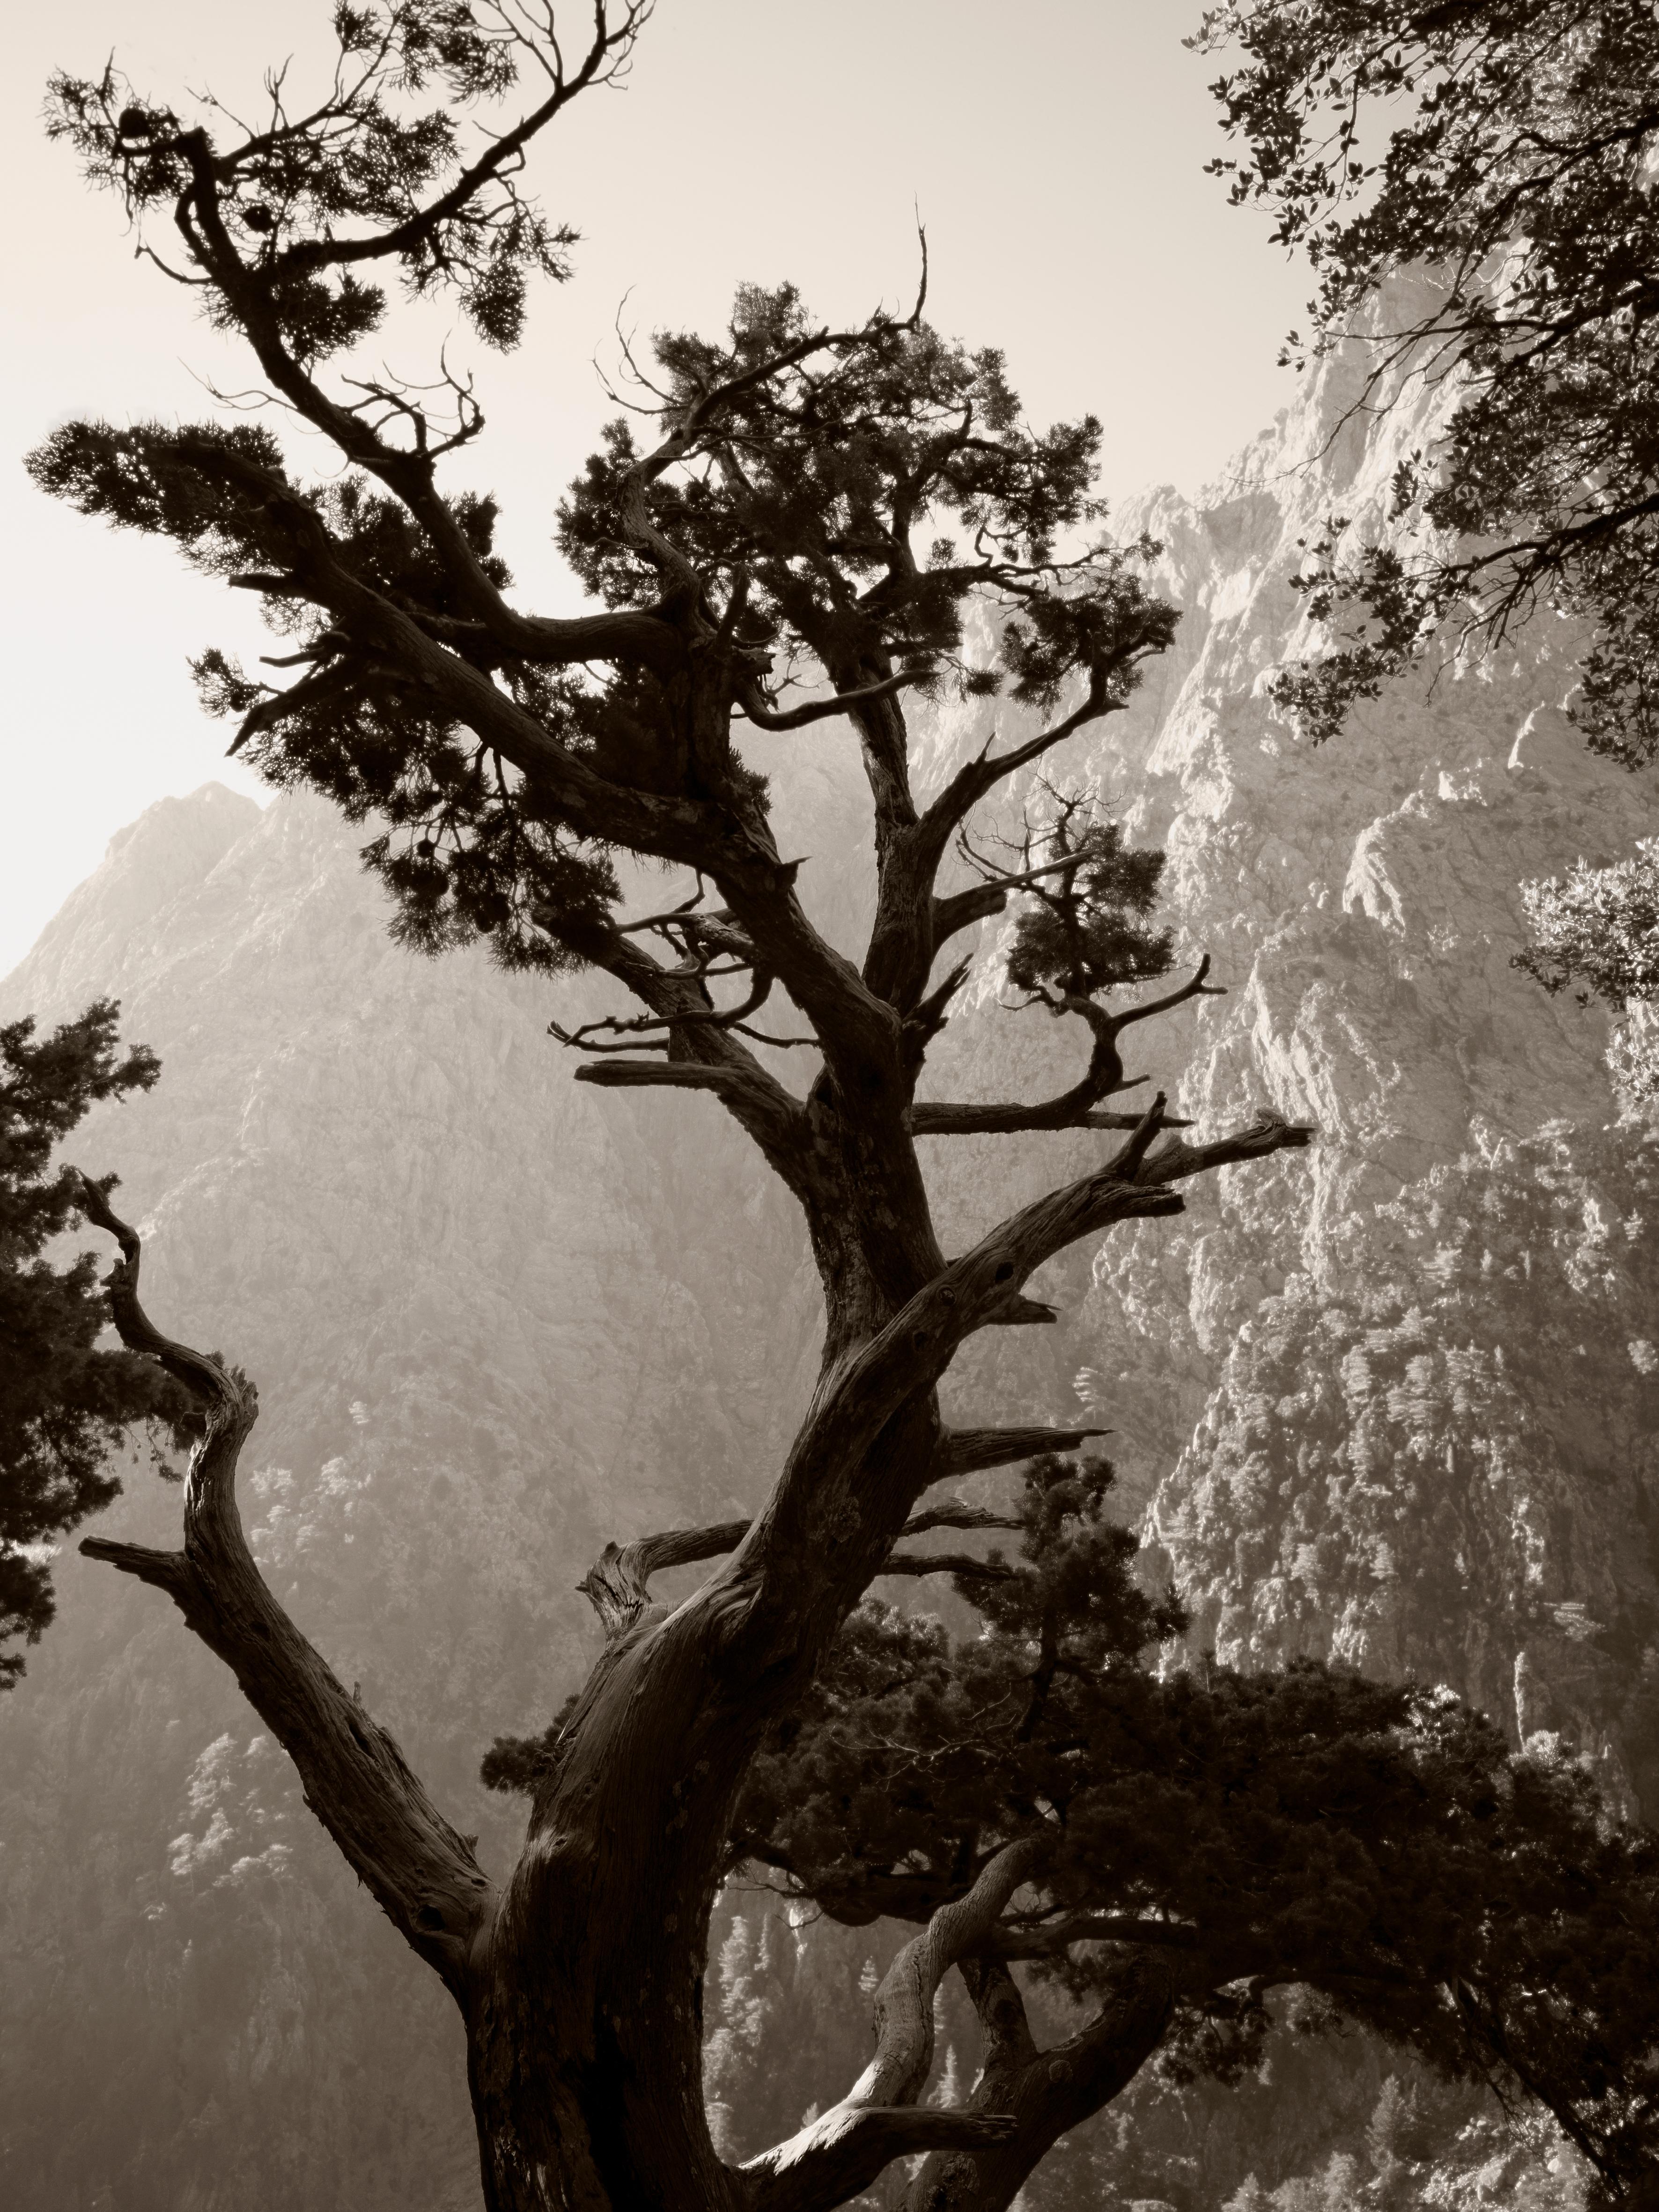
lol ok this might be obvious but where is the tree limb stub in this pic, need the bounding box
[68,1173,492,1995]
[935,1425,1111,1477]
[743,1838,1044,2212]
[580,1505,1025,1641]
[577,1519,754,1639]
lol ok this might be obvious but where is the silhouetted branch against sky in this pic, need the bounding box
[0,0,1305,977]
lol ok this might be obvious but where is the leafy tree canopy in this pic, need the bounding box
[1195,1,1659,764]
[0,1001,192,1687]
[490,1449,1659,2204]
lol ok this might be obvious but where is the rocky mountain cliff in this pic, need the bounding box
[1,322,1650,2210]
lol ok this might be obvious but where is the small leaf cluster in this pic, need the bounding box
[45,1,578,359]
[1003,802,1174,1000]
[1516,838,1659,1008]
[0,1004,195,1688]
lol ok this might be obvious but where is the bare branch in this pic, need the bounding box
[78,1536,190,1598]
[880,1550,1014,1580]
[894,1502,1025,1538]
[909,960,1219,1139]
[935,1426,1110,1477]
[547,916,815,1192]
[918,676,1118,850]
[69,1174,492,1997]
[912,1102,1179,1135]
[576,1519,752,1639]
[743,1838,1043,2212]
[572,1059,760,1094]
[580,1505,1020,1640]
[735,667,931,732]
[931,843,1098,948]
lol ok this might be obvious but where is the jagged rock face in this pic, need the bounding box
[1,320,1652,2207]
[1053,338,1655,1819]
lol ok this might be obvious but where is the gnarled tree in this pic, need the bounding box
[37,6,1649,2208]
[485,1451,1659,2210]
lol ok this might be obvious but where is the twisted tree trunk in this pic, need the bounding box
[70,1083,1303,2208]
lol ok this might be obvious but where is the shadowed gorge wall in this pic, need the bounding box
[1,323,1650,2207]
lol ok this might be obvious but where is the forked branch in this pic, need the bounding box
[69,1174,492,1996]
[911,959,1221,1138]
[742,1838,1044,2212]
[580,1504,1024,1641]
[735,1099,1311,1635]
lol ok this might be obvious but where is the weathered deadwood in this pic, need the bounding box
[579,1504,1024,1639]
[934,1425,1111,1477]
[577,1520,754,1638]
[880,1551,1014,1580]
[897,1954,1180,2212]
[892,1503,1025,1539]
[744,1839,1045,2212]
[70,1173,492,1997]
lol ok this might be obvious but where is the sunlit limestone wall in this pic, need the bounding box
[916,304,1659,1817]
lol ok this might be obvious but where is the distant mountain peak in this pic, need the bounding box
[2,782,262,1014]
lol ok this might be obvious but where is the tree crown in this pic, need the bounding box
[1196,0,1659,762]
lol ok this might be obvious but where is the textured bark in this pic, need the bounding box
[898,1958,1178,2212]
[742,1842,1046,2212]
[74,1093,1306,2206]
[71,1176,491,1994]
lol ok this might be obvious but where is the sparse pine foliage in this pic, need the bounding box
[0,1002,192,1686]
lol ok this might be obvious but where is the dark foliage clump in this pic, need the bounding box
[0,1002,195,1685]
[1196,1,1659,764]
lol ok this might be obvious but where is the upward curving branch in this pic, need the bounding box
[704,1098,1312,1689]
[742,1839,1045,2212]
[898,1953,1180,2212]
[912,959,1223,1138]
[69,1174,491,1997]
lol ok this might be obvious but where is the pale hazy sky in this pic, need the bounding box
[0,0,1306,977]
